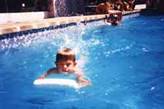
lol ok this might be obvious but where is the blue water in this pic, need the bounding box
[0,14,164,109]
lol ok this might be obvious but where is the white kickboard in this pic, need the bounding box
[33,78,80,89]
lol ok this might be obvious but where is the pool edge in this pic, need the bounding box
[0,10,141,36]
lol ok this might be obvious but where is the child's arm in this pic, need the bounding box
[75,69,91,86]
[38,68,57,79]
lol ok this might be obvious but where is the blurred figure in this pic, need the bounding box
[106,10,122,26]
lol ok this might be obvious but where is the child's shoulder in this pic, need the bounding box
[48,67,58,73]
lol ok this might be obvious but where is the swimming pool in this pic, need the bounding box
[0,14,164,109]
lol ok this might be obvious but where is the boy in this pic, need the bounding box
[39,48,90,86]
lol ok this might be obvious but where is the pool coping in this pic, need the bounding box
[0,10,141,36]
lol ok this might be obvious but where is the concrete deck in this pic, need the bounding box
[0,10,141,36]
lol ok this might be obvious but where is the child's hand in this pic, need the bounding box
[38,73,48,79]
[77,77,91,87]
[38,76,45,79]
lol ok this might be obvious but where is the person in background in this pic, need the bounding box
[106,10,122,26]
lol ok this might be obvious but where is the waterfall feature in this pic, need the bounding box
[48,0,85,17]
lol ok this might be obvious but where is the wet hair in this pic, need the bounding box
[56,48,76,62]
[110,14,119,26]
[110,14,118,20]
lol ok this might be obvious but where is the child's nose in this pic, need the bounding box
[64,65,67,68]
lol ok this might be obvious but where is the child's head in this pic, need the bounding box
[55,48,77,72]
[56,48,76,62]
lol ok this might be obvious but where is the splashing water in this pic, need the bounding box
[0,21,104,68]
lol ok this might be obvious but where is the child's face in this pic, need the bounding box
[56,60,76,72]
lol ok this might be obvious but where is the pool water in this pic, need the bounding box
[0,14,164,109]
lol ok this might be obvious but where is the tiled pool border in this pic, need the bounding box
[0,10,141,39]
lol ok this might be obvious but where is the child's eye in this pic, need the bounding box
[66,63,71,67]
